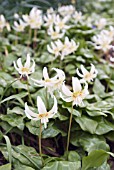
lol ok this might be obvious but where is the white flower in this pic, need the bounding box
[44,13,56,27]
[102,26,114,41]
[13,19,27,32]
[95,18,107,30]
[72,11,83,23]
[32,67,65,96]
[47,39,63,57]
[77,64,98,83]
[92,31,113,53]
[47,26,64,40]
[61,37,79,60]
[47,37,79,60]
[60,77,89,106]
[110,57,114,62]
[54,14,70,31]
[25,96,57,128]
[22,7,43,29]
[0,15,10,32]
[13,54,35,78]
[47,7,55,14]
[14,13,20,19]
[58,5,75,17]
[51,68,65,91]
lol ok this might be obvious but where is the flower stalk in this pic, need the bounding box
[66,103,73,155]
[27,80,34,107]
[39,120,42,156]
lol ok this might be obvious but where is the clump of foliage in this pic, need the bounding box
[0,0,114,170]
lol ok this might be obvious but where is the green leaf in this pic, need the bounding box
[0,113,24,130]
[68,151,81,162]
[0,145,42,170]
[42,161,81,170]
[0,164,11,170]
[82,150,109,170]
[75,116,98,134]
[70,131,109,153]
[3,135,12,164]
[0,92,28,106]
[93,79,105,97]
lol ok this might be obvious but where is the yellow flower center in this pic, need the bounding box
[21,67,29,73]
[84,73,92,80]
[38,112,49,118]
[45,79,51,82]
[72,91,83,98]
[52,32,58,37]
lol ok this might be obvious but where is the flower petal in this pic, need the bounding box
[72,77,82,92]
[49,96,58,115]
[24,54,31,68]
[37,96,47,114]
[25,102,38,120]
[76,68,83,78]
[81,65,89,75]
[43,67,49,80]
[62,83,72,96]
[17,58,23,68]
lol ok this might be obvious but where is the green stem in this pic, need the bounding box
[26,80,34,107]
[28,28,32,46]
[39,121,42,157]
[46,88,49,109]
[66,104,73,156]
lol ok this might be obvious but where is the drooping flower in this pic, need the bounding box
[61,37,79,60]
[47,37,79,60]
[22,7,43,29]
[13,19,27,32]
[92,30,113,53]
[47,39,63,57]
[0,14,10,32]
[60,77,89,106]
[102,26,114,41]
[25,96,58,128]
[72,11,83,23]
[54,14,70,31]
[44,13,56,27]
[32,67,65,96]
[13,54,35,78]
[51,68,65,91]
[95,18,107,30]
[58,5,75,17]
[47,26,64,40]
[76,64,98,83]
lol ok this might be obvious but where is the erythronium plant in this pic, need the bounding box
[13,53,35,79]
[60,77,89,155]
[13,54,35,106]
[76,64,98,83]
[25,95,58,157]
[32,67,65,97]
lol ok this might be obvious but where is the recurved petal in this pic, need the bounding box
[72,77,82,92]
[17,58,23,68]
[90,64,97,75]
[60,93,73,102]
[24,54,31,68]
[25,103,38,120]
[61,83,72,96]
[30,59,35,73]
[13,61,19,71]
[81,65,89,75]
[49,96,58,115]
[37,96,47,114]
[43,67,49,80]
[76,68,83,78]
